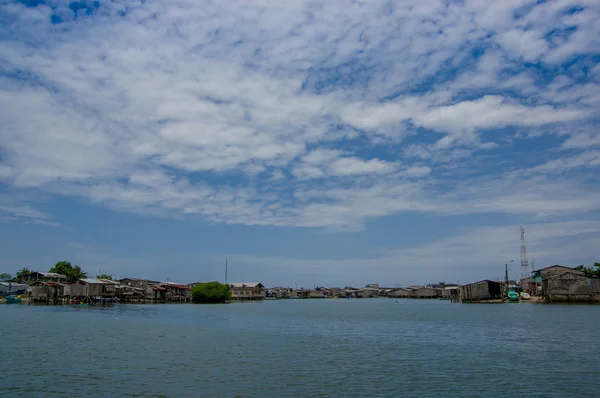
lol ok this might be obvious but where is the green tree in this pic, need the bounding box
[15,267,32,282]
[96,273,113,280]
[575,262,600,277]
[0,273,13,282]
[49,261,88,282]
[191,281,231,303]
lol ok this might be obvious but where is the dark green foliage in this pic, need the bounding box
[191,281,231,303]
[96,273,113,280]
[575,262,600,277]
[0,273,12,282]
[15,268,32,282]
[49,261,88,282]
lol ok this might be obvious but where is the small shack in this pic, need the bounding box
[388,288,414,298]
[229,283,265,300]
[460,280,503,302]
[442,286,460,300]
[414,287,441,299]
[526,265,585,296]
[29,281,69,304]
[159,282,191,302]
[23,272,67,283]
[543,272,600,303]
[66,278,118,303]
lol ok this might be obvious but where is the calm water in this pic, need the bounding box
[2,299,599,397]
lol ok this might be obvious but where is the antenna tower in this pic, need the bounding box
[520,226,529,284]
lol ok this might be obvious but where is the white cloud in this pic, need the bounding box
[401,166,432,178]
[533,150,600,172]
[329,157,396,176]
[561,132,600,149]
[0,0,598,232]
[413,96,586,135]
[0,195,60,227]
[497,29,549,62]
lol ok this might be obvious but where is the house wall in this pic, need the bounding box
[544,272,596,302]
[592,279,600,294]
[541,266,584,280]
[389,289,414,298]
[231,287,264,300]
[460,281,503,301]
[66,283,85,297]
[415,288,439,298]
[30,286,56,301]
[442,289,458,298]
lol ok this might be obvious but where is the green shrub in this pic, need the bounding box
[191,281,231,303]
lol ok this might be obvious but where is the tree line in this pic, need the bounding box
[0,261,114,283]
[0,262,231,303]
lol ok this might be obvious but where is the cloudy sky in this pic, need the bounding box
[1,0,599,287]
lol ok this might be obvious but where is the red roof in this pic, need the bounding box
[161,283,190,290]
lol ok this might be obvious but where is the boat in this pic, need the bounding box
[507,290,520,302]
[5,295,22,304]
[520,292,531,300]
[70,300,89,308]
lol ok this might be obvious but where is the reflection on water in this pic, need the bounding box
[3,300,599,397]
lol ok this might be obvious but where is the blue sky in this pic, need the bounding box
[1,0,599,287]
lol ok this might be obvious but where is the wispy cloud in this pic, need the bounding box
[227,220,600,286]
[0,0,598,232]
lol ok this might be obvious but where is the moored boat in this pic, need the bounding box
[5,295,22,304]
[507,290,520,302]
[70,300,89,308]
[520,292,531,300]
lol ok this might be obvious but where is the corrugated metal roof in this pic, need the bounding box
[0,282,29,288]
[80,278,118,285]
[160,282,190,289]
[36,272,67,278]
[229,282,262,288]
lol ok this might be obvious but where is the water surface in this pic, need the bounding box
[2,299,599,397]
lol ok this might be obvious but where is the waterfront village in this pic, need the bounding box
[1,263,599,305]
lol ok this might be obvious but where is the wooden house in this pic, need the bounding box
[414,287,441,299]
[543,271,600,303]
[229,283,264,300]
[530,265,585,296]
[460,280,503,302]
[66,278,118,302]
[388,288,414,298]
[29,281,69,304]
[23,272,67,283]
[159,282,191,302]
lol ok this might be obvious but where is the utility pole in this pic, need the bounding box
[505,263,509,296]
[225,257,228,284]
[520,226,529,288]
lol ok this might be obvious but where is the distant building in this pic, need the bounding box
[522,265,585,295]
[543,271,600,303]
[159,282,191,302]
[118,278,160,289]
[460,280,503,302]
[442,286,460,299]
[66,278,119,302]
[388,288,414,298]
[414,287,441,299]
[229,283,264,300]
[23,272,67,283]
